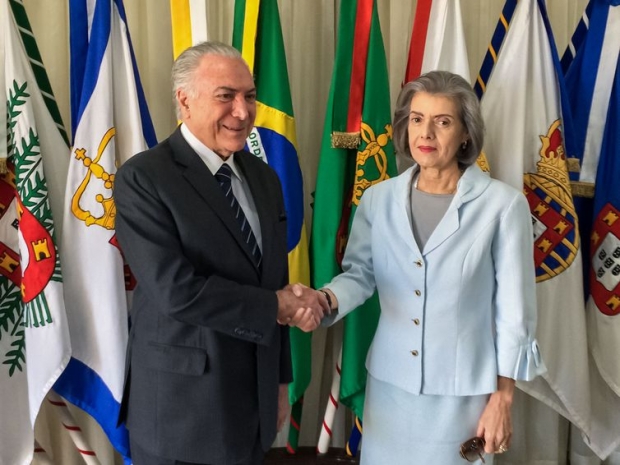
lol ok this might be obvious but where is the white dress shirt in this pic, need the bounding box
[180,124,262,251]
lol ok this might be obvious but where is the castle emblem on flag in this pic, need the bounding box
[524,120,579,283]
[0,168,20,287]
[590,203,620,316]
[1,79,63,377]
[16,197,56,303]
[352,122,392,206]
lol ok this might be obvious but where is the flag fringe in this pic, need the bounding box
[0,158,6,175]
[571,181,595,198]
[331,132,360,149]
[567,157,581,173]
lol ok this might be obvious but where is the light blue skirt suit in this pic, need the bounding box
[323,164,547,464]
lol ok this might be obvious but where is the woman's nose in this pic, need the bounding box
[420,122,434,139]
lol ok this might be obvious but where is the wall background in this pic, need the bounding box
[22,1,595,464]
[23,0,588,229]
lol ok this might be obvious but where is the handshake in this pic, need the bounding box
[276,284,335,332]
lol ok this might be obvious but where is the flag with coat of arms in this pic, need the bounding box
[585,52,620,459]
[1,0,71,463]
[563,0,620,459]
[52,0,156,462]
[311,3,398,455]
[478,0,591,439]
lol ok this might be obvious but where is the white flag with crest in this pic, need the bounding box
[480,0,591,438]
[1,1,71,463]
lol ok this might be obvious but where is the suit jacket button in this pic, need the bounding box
[412,318,420,325]
[411,350,419,357]
[415,260,423,267]
[414,289,422,296]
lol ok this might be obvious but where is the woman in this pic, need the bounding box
[318,71,546,464]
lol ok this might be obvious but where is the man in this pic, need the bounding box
[114,41,326,465]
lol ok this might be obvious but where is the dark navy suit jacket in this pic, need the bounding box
[115,127,292,464]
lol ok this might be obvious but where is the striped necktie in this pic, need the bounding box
[215,164,262,267]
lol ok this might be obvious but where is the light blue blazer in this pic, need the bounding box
[324,164,546,396]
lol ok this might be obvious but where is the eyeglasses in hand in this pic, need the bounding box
[460,436,486,463]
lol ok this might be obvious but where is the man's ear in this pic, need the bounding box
[177,89,189,117]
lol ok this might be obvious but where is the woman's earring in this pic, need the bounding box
[461,141,468,150]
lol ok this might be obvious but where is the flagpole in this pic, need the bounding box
[0,0,6,175]
[317,335,343,455]
[47,391,101,465]
[32,440,54,465]
[286,397,303,453]
[345,416,363,457]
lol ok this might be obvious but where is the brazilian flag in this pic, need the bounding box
[233,0,311,451]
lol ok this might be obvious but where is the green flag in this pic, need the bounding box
[232,0,312,450]
[311,0,397,420]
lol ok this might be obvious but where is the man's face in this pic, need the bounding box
[177,54,257,159]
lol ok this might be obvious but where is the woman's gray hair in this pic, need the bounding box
[171,41,244,118]
[392,70,484,167]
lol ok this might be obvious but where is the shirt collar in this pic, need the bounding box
[180,123,245,182]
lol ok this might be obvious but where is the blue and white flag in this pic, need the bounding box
[479,0,591,437]
[54,0,156,462]
[565,1,620,186]
[585,52,620,459]
[564,1,620,459]
[560,0,595,73]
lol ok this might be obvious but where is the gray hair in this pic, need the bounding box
[392,70,484,167]
[171,41,244,118]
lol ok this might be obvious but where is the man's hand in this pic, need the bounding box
[275,284,329,331]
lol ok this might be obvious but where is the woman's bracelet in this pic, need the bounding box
[318,289,333,310]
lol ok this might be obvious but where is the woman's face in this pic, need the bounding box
[407,91,469,172]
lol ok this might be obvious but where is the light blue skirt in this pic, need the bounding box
[360,375,494,465]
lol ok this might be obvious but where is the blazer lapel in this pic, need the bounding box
[423,164,490,255]
[423,203,460,254]
[393,168,423,256]
[169,129,260,272]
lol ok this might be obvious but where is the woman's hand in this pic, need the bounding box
[476,376,515,455]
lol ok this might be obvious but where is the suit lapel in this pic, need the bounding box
[169,129,260,273]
